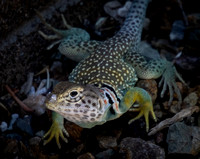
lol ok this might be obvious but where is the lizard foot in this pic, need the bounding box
[120,87,157,132]
[159,61,186,106]
[43,113,69,148]
[128,102,157,132]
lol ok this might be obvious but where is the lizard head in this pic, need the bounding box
[45,81,118,128]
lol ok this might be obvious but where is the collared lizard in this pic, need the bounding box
[38,0,185,148]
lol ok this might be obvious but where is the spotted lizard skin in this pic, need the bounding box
[39,0,185,148]
[68,0,149,97]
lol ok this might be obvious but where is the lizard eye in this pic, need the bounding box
[69,90,79,98]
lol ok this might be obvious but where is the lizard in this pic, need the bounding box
[37,0,185,148]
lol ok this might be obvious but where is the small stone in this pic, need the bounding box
[35,130,45,137]
[65,121,83,142]
[154,104,163,119]
[8,113,19,130]
[15,115,33,136]
[155,132,164,144]
[169,20,185,41]
[72,143,85,154]
[23,95,46,116]
[163,100,181,114]
[169,101,181,114]
[117,1,132,17]
[136,79,158,103]
[183,92,198,108]
[77,152,95,159]
[96,149,115,159]
[167,122,200,155]
[104,1,123,22]
[3,139,19,157]
[0,121,8,132]
[96,136,117,149]
[119,137,165,159]
[29,136,41,146]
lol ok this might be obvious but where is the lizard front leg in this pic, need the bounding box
[120,87,156,131]
[43,112,69,148]
[105,87,157,132]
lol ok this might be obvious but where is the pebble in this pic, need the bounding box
[119,137,165,159]
[35,130,45,137]
[3,139,19,157]
[8,113,19,130]
[77,152,95,159]
[23,95,46,116]
[167,122,200,155]
[15,115,33,136]
[96,149,115,159]
[136,79,158,103]
[96,136,117,149]
[183,92,198,108]
[153,104,163,119]
[169,20,185,42]
[29,136,41,146]
[0,121,8,132]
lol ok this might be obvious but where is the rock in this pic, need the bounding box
[117,1,132,17]
[104,1,123,23]
[29,136,41,146]
[169,101,181,114]
[136,79,158,103]
[155,132,164,144]
[77,152,95,159]
[15,115,33,136]
[169,20,185,42]
[8,113,19,130]
[23,95,46,116]
[96,149,115,159]
[3,139,19,158]
[119,137,165,159]
[183,92,198,108]
[35,130,45,137]
[175,54,200,71]
[4,139,19,155]
[167,122,200,155]
[65,120,83,142]
[153,104,163,119]
[0,121,8,132]
[72,143,85,154]
[6,133,23,141]
[96,136,117,149]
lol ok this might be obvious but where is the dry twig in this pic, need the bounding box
[148,106,199,136]
[5,85,34,112]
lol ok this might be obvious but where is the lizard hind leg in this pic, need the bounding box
[120,87,157,132]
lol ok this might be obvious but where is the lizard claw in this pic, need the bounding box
[159,61,186,106]
[43,120,69,149]
[128,103,157,132]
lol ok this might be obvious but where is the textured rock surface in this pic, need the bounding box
[119,137,165,159]
[167,122,200,155]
